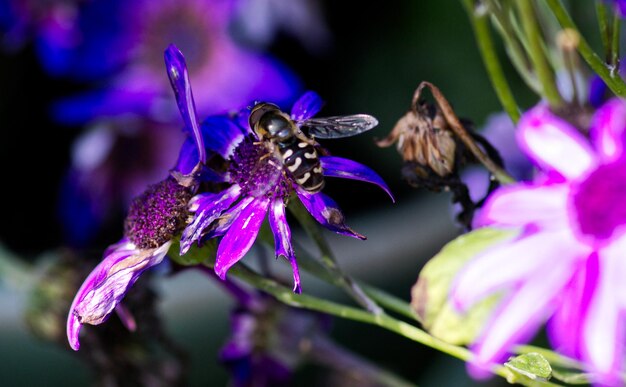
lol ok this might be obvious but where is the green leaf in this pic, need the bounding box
[167,238,217,267]
[505,353,552,381]
[411,227,518,344]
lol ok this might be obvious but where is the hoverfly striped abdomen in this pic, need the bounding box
[280,140,324,193]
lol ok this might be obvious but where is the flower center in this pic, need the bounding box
[572,160,626,240]
[124,176,192,249]
[229,137,287,198]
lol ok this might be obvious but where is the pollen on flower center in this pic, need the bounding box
[124,176,193,249]
[572,160,626,240]
[229,137,286,197]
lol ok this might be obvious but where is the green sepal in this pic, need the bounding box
[411,227,518,344]
[167,237,217,267]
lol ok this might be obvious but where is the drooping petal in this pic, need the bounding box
[164,44,206,165]
[268,198,301,293]
[517,104,596,180]
[180,185,242,254]
[475,183,570,229]
[291,91,323,122]
[319,156,395,202]
[581,234,626,382]
[296,189,365,240]
[67,240,170,351]
[590,98,626,163]
[200,115,248,159]
[546,253,597,360]
[215,197,270,279]
[470,254,578,369]
[451,231,587,311]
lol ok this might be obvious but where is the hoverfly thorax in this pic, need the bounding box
[249,102,296,142]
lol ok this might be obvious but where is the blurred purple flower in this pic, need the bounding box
[451,99,626,384]
[607,0,626,16]
[0,0,83,72]
[52,0,300,124]
[231,0,331,54]
[177,87,394,293]
[589,59,626,108]
[462,112,534,205]
[59,118,183,246]
[220,289,331,387]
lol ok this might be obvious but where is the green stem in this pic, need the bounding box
[516,0,563,106]
[228,263,558,386]
[462,0,521,123]
[610,10,620,69]
[596,1,611,61]
[288,199,383,314]
[486,0,542,94]
[547,0,626,96]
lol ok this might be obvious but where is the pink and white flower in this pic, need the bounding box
[451,99,626,384]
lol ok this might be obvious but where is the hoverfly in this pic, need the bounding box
[249,102,378,193]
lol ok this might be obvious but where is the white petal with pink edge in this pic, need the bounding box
[476,183,570,229]
[517,104,596,180]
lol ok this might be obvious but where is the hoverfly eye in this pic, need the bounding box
[261,114,292,139]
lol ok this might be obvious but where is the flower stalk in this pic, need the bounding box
[461,0,521,123]
[547,0,626,96]
[226,262,562,387]
[515,0,563,107]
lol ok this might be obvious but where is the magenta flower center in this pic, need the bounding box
[124,177,192,249]
[229,137,288,198]
[572,160,626,240]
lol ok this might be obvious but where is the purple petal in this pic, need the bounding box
[290,91,323,122]
[215,197,270,279]
[517,104,596,180]
[268,198,301,293]
[67,240,170,351]
[470,253,578,368]
[451,231,588,311]
[180,185,242,254]
[547,254,597,360]
[581,235,626,382]
[164,44,206,165]
[475,183,569,229]
[296,189,365,240]
[205,196,255,239]
[590,98,626,163]
[320,156,394,202]
[199,115,247,159]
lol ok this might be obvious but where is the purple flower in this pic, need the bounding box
[170,57,393,293]
[53,0,300,124]
[451,99,626,383]
[67,46,204,350]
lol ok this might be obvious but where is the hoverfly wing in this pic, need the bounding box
[300,114,379,139]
